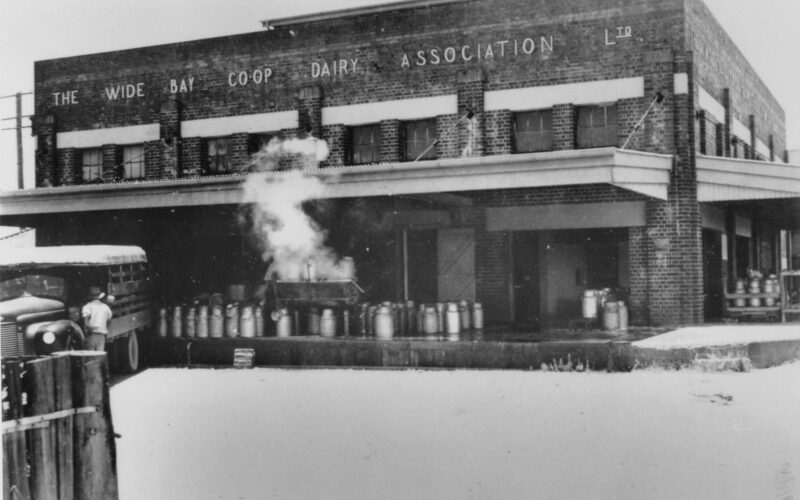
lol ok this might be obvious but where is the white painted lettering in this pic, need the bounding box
[136,83,144,97]
[540,36,554,52]
[444,47,456,63]
[320,63,331,77]
[264,68,272,81]
[522,38,535,54]
[416,50,427,66]
[311,62,321,78]
[228,73,238,86]
[496,40,509,57]
[105,86,122,100]
[430,48,440,64]
[350,58,358,73]
[253,69,263,84]
[484,44,494,59]
[461,45,473,61]
[401,53,410,68]
[238,71,248,86]
[605,29,616,46]
[170,79,179,93]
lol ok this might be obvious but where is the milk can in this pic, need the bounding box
[435,303,447,333]
[240,304,255,338]
[406,301,416,333]
[472,302,485,330]
[734,279,747,307]
[459,300,472,331]
[398,302,408,335]
[157,308,168,338]
[423,306,438,335]
[582,290,598,319]
[416,304,426,335]
[254,303,265,337]
[307,307,321,335]
[374,305,394,340]
[617,302,629,332]
[210,305,224,338]
[446,302,461,334]
[366,305,377,337]
[184,306,196,338]
[171,305,183,338]
[225,303,240,338]
[320,309,337,338]
[602,301,620,330]
[748,278,762,307]
[358,304,369,337]
[763,276,777,306]
[196,305,209,338]
[273,308,292,337]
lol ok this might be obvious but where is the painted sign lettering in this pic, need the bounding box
[104,83,145,100]
[311,58,359,78]
[228,67,273,87]
[400,36,554,68]
[605,26,633,45]
[52,90,78,106]
[170,77,195,94]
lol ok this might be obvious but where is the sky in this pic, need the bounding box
[0,0,798,191]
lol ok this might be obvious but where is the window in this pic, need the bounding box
[81,149,102,182]
[207,137,232,174]
[122,145,145,179]
[514,110,553,153]
[350,124,381,165]
[249,133,273,155]
[402,119,437,161]
[577,104,618,148]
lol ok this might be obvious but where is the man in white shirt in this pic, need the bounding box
[82,286,113,351]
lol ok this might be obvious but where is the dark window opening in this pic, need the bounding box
[577,104,618,148]
[514,109,553,153]
[206,137,233,174]
[350,124,381,165]
[401,119,437,161]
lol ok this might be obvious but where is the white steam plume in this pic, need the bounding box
[242,136,354,282]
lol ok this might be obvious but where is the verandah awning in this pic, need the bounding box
[697,155,800,202]
[0,148,673,218]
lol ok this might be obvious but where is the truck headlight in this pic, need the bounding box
[41,330,56,345]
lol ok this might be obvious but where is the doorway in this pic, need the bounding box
[512,232,540,329]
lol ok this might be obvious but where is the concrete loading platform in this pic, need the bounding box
[143,323,800,372]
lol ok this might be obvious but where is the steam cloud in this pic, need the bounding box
[242,136,355,282]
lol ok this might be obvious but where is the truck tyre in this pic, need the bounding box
[120,331,139,372]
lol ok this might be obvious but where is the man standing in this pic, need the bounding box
[82,286,113,351]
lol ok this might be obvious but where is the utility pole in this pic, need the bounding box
[2,92,33,189]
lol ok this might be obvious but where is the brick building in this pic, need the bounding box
[1,0,798,328]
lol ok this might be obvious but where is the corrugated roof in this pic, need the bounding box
[0,245,147,270]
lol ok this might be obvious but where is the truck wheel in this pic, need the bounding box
[120,331,140,372]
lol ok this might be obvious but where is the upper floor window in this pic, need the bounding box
[514,110,553,153]
[122,144,145,179]
[249,133,274,155]
[81,149,102,183]
[402,119,437,161]
[577,104,618,149]
[350,124,381,165]
[207,137,232,174]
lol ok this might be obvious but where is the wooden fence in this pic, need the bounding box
[2,352,118,500]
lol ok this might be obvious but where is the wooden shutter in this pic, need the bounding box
[437,228,476,301]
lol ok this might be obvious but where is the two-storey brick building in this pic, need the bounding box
[2,0,798,329]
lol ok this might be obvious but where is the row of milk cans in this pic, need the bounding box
[357,300,485,339]
[157,302,266,339]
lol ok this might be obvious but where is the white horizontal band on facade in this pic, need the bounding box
[673,73,689,95]
[698,86,726,124]
[181,111,299,138]
[484,77,645,111]
[57,124,160,149]
[755,139,770,159]
[321,95,458,126]
[732,118,751,145]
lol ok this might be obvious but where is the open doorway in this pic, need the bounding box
[512,232,540,329]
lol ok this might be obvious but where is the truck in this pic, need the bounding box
[0,245,152,371]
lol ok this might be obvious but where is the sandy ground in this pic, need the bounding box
[633,324,800,349]
[111,364,800,500]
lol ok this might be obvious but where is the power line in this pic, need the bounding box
[1,92,34,190]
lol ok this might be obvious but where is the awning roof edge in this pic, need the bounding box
[697,154,800,202]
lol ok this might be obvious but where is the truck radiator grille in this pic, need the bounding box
[1,322,23,357]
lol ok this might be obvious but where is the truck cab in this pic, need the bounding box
[1,245,152,371]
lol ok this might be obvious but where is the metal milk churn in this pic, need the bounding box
[157,308,168,338]
[374,305,394,340]
[358,303,369,337]
[734,279,747,307]
[320,309,337,338]
[196,305,209,338]
[184,305,196,338]
[171,305,183,338]
[225,303,240,338]
[423,306,439,335]
[209,305,224,338]
[446,302,461,335]
[459,300,471,331]
[617,302,629,332]
[435,303,446,333]
[417,304,426,335]
[763,276,777,306]
[602,301,620,330]
[582,290,598,319]
[273,308,292,337]
[240,304,255,338]
[472,302,484,330]
[254,303,264,337]
[398,302,408,335]
[406,301,416,333]
[748,278,762,307]
[307,307,321,335]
